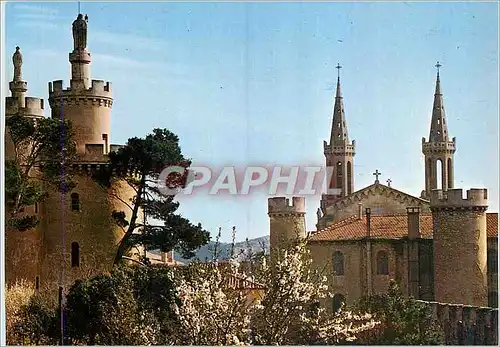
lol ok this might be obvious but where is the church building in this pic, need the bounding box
[268,63,498,311]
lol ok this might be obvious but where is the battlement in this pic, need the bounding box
[422,137,456,154]
[268,197,306,215]
[5,96,44,118]
[48,79,112,98]
[323,140,356,156]
[430,188,488,209]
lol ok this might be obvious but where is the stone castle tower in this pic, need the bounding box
[268,197,306,252]
[431,188,489,307]
[421,63,456,199]
[320,65,355,212]
[5,14,136,294]
[5,47,45,287]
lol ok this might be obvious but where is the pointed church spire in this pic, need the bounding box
[330,63,349,146]
[428,61,448,142]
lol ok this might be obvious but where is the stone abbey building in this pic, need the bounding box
[5,14,138,293]
[268,65,498,310]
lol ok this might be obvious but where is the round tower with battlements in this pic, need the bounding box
[431,188,488,306]
[268,197,307,252]
[48,14,113,157]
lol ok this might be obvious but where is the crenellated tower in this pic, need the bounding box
[48,13,113,157]
[431,188,489,306]
[421,62,456,199]
[268,197,306,252]
[5,46,44,119]
[320,64,355,212]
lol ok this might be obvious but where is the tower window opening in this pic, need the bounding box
[34,202,38,214]
[337,123,341,128]
[337,134,341,138]
[102,134,108,154]
[71,193,80,211]
[437,119,440,125]
[437,130,441,136]
[333,251,344,276]
[71,242,80,267]
[35,276,39,290]
[376,250,389,275]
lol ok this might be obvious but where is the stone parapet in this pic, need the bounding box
[422,137,456,154]
[268,197,306,216]
[416,300,498,345]
[430,188,488,211]
[6,96,44,118]
[48,79,113,108]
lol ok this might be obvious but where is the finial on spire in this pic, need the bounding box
[336,63,342,81]
[434,61,442,95]
[435,61,442,76]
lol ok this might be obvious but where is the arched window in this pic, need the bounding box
[377,250,389,275]
[347,161,352,195]
[71,242,80,267]
[333,251,344,276]
[336,161,343,190]
[436,159,443,190]
[332,293,346,313]
[71,193,80,211]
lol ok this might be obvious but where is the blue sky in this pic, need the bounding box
[4,1,499,243]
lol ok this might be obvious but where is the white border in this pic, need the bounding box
[0,1,6,345]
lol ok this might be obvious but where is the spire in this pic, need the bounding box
[330,63,349,146]
[428,61,448,142]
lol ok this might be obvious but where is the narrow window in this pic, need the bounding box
[347,161,352,195]
[336,161,343,190]
[71,242,80,267]
[35,276,39,290]
[102,134,108,154]
[34,202,38,214]
[377,250,389,275]
[71,193,80,211]
[333,251,344,276]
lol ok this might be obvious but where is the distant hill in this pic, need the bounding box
[149,235,270,264]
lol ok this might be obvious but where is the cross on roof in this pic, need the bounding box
[386,178,392,187]
[373,169,381,183]
[336,63,342,79]
[435,61,442,74]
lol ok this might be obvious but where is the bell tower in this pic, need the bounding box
[421,62,456,200]
[321,64,356,212]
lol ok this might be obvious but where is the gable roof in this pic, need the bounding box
[324,182,429,212]
[310,212,498,242]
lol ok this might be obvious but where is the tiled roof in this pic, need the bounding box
[310,213,498,242]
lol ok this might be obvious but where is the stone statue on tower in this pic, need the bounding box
[72,14,88,50]
[12,46,22,81]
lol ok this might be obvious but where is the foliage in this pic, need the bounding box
[64,265,178,345]
[5,280,58,345]
[5,114,77,231]
[355,279,445,345]
[249,240,378,345]
[92,128,210,265]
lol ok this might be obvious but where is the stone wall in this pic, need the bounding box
[417,300,498,345]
